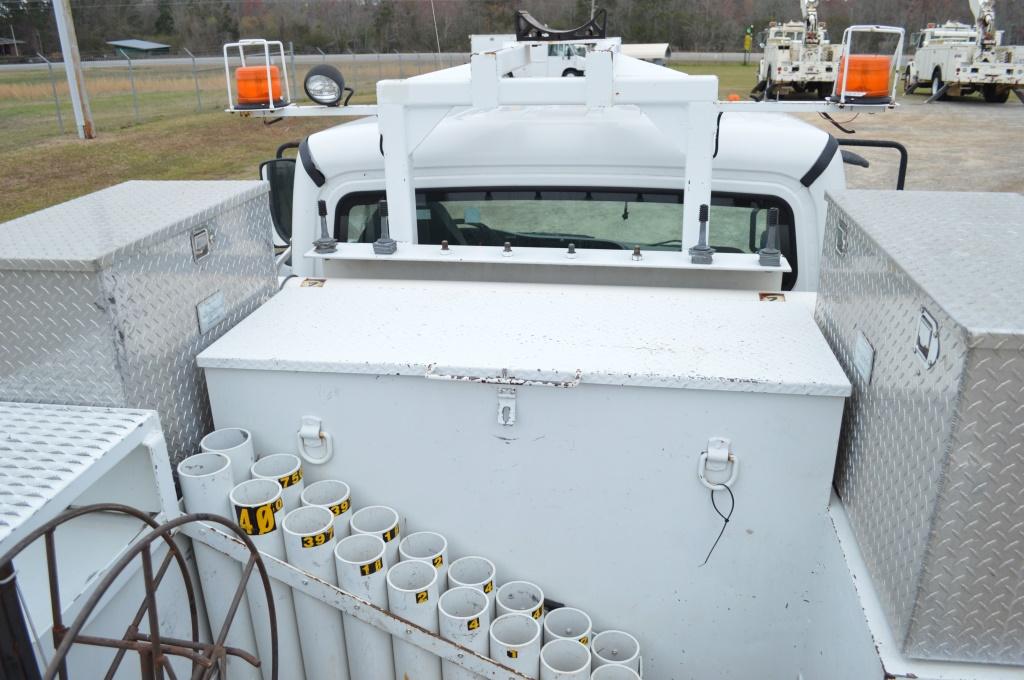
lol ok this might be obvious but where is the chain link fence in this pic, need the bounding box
[0,51,469,152]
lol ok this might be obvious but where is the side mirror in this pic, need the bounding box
[259,156,296,242]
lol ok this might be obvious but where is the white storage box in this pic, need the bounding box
[198,279,851,680]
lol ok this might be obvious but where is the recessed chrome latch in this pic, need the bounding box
[296,415,334,464]
[915,307,940,369]
[497,387,517,426]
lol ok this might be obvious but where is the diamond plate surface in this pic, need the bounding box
[815,192,1024,665]
[0,182,275,466]
[0,402,152,551]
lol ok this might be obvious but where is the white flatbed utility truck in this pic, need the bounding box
[752,0,841,100]
[904,0,1024,103]
[2,22,1022,680]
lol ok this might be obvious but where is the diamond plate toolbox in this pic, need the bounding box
[0,181,276,467]
[815,190,1024,665]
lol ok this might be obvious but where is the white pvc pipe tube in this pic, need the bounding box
[283,505,350,680]
[387,560,442,680]
[438,586,491,680]
[335,534,395,680]
[399,531,449,593]
[496,580,545,625]
[301,479,353,538]
[229,478,305,680]
[590,665,641,680]
[543,608,593,647]
[540,639,591,680]
[177,453,261,680]
[447,556,496,619]
[490,613,541,679]
[200,426,254,485]
[590,631,640,672]
[350,505,401,566]
[251,453,305,512]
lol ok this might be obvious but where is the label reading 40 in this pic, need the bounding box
[235,498,283,536]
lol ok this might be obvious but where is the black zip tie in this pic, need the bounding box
[700,483,735,567]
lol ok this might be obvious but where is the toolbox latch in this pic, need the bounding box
[497,387,517,427]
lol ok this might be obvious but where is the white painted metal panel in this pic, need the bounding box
[199,279,850,679]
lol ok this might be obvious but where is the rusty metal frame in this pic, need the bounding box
[0,504,277,680]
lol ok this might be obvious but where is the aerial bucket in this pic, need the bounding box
[836,55,892,98]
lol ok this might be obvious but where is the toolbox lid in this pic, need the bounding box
[828,190,1024,346]
[198,279,852,397]
[0,180,267,272]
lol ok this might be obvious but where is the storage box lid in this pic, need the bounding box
[0,180,267,272]
[828,190,1024,347]
[198,280,852,397]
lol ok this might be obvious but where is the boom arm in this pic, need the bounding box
[802,0,820,42]
[969,0,996,40]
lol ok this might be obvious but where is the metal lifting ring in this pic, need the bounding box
[698,451,740,491]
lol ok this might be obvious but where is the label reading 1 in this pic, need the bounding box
[531,606,542,620]
[359,558,384,576]
[235,498,283,536]
[381,525,399,543]
[328,499,351,516]
[278,468,304,488]
[301,525,334,549]
[415,590,429,604]
[506,649,519,659]
[467,617,480,631]
[482,580,494,594]
[432,554,444,568]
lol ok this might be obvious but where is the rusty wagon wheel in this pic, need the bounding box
[0,504,278,680]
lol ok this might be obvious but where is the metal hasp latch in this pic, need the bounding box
[296,415,334,464]
[497,387,517,426]
[698,437,739,490]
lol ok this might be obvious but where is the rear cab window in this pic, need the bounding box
[336,188,798,288]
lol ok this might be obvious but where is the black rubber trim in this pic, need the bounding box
[298,138,326,188]
[800,135,839,187]
[712,112,723,159]
[837,139,908,190]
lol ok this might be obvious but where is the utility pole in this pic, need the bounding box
[8,26,18,57]
[591,0,596,20]
[52,0,95,139]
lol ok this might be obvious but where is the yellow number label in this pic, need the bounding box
[359,558,383,576]
[328,499,351,516]
[415,590,429,604]
[531,606,542,620]
[301,526,334,549]
[507,649,519,659]
[467,617,480,631]
[234,501,280,536]
[381,525,399,543]
[578,635,589,646]
[278,468,304,488]
[432,554,444,568]
[482,580,493,594]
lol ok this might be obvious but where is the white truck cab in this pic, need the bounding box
[286,106,844,293]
